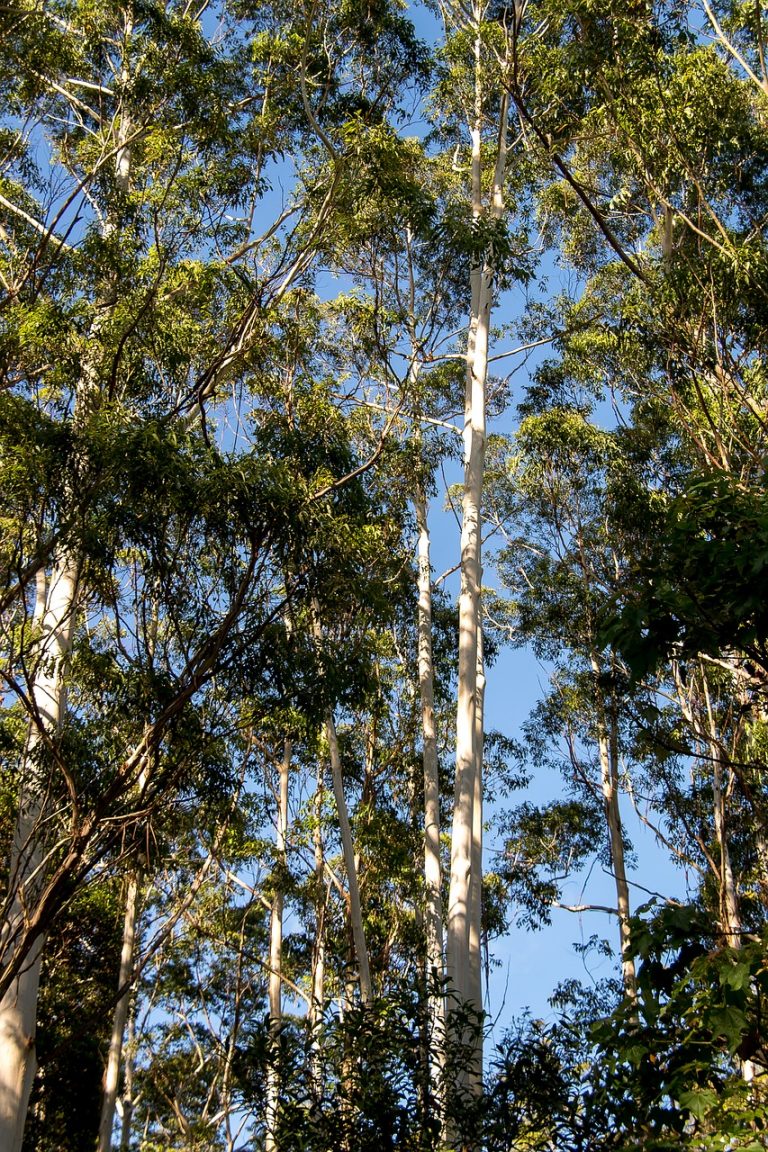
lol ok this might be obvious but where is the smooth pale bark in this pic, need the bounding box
[0,556,79,1152]
[416,483,446,1074]
[711,750,741,942]
[590,653,637,1001]
[324,712,372,1004]
[97,868,141,1152]
[445,14,508,1107]
[265,740,291,1152]
[466,633,485,1094]
[309,760,326,1095]
[446,128,484,1014]
[468,634,485,1000]
[755,827,768,899]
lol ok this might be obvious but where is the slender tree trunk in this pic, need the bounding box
[445,12,507,1113]
[118,992,136,1152]
[701,679,757,1079]
[97,868,142,1152]
[682,667,754,1079]
[755,827,768,899]
[701,678,741,946]
[324,712,372,1004]
[265,740,291,1152]
[466,632,485,1092]
[711,750,741,943]
[416,482,446,1086]
[309,761,326,1096]
[590,653,637,1001]
[0,557,79,1152]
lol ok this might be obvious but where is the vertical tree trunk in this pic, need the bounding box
[0,557,79,1152]
[265,740,291,1152]
[680,668,743,947]
[755,826,768,899]
[590,652,637,1001]
[711,750,741,942]
[325,713,372,1004]
[416,482,445,1086]
[309,761,326,1096]
[445,9,507,1111]
[700,675,755,1079]
[118,993,136,1152]
[678,666,754,1078]
[701,678,741,947]
[466,632,485,1093]
[97,868,142,1152]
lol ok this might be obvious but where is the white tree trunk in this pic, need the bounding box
[466,632,485,1090]
[0,555,79,1152]
[468,636,486,986]
[118,990,136,1152]
[97,868,141,1152]
[711,751,741,943]
[416,484,445,1080]
[755,826,768,899]
[309,760,326,1095]
[265,740,291,1152]
[445,15,507,1107]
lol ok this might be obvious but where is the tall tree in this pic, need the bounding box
[0,0,431,1141]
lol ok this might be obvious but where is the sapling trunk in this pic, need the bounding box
[265,740,291,1152]
[590,653,637,1001]
[97,868,142,1152]
[325,712,372,1004]
[416,482,446,1086]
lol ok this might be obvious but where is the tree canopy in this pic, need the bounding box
[2,1,768,1149]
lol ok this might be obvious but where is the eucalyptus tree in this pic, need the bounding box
[130,848,271,1150]
[485,3,768,1126]
[0,0,433,1144]
[489,365,768,1119]
[486,387,644,998]
[416,4,540,1112]
[316,150,468,1102]
[504,0,768,617]
[496,0,768,884]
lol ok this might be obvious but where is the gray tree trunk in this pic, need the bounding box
[97,869,142,1152]
[325,713,372,1004]
[590,653,637,1001]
